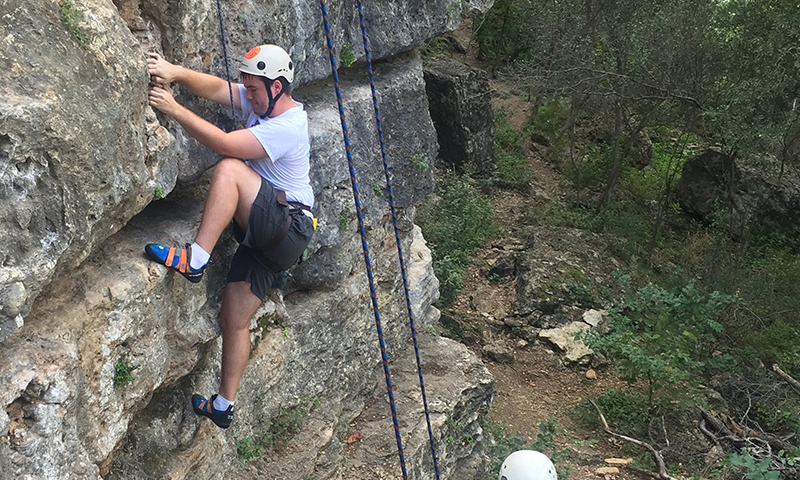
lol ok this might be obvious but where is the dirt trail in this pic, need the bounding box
[442,19,654,480]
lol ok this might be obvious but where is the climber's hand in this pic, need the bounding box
[148,85,180,116]
[147,52,180,85]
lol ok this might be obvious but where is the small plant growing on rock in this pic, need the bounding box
[236,438,264,460]
[340,44,356,68]
[411,153,429,170]
[60,0,90,49]
[113,357,136,389]
[338,208,349,233]
[153,186,166,200]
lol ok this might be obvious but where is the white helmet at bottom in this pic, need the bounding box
[499,450,558,480]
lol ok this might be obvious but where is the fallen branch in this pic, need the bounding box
[700,408,791,452]
[589,399,679,480]
[773,364,800,395]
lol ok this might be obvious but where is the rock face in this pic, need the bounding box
[0,0,480,340]
[0,0,499,477]
[675,148,800,239]
[423,56,495,173]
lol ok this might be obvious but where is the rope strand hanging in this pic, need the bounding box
[318,1,408,477]
[214,0,236,130]
[355,0,441,476]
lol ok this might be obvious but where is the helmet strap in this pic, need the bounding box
[260,78,288,119]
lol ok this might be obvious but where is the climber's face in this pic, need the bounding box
[242,75,270,116]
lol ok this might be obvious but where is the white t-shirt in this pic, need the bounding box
[237,84,314,209]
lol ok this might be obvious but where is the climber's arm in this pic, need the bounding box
[148,86,264,160]
[148,52,241,110]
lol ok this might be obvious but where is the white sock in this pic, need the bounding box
[213,393,233,411]
[189,242,210,270]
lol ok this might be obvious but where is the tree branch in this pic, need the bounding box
[590,399,679,480]
[773,363,800,395]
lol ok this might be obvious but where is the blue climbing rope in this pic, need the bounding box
[318,1,408,478]
[214,0,236,130]
[355,1,441,478]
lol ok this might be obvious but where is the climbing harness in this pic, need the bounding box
[214,0,236,130]
[355,0,441,477]
[319,0,440,477]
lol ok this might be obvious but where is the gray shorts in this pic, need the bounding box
[227,178,314,300]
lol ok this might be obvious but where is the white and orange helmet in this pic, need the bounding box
[240,44,294,83]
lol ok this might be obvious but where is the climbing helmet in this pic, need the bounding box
[240,44,294,83]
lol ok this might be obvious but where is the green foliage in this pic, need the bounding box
[113,357,136,389]
[475,0,538,65]
[60,0,90,49]
[530,99,569,138]
[153,186,166,200]
[754,321,800,376]
[411,153,429,170]
[420,35,453,59]
[417,178,497,305]
[705,0,800,159]
[236,438,264,460]
[683,232,800,375]
[727,450,780,480]
[572,144,614,190]
[260,397,319,448]
[584,276,738,407]
[338,208,349,233]
[754,396,800,438]
[372,180,383,196]
[488,109,532,191]
[446,0,462,22]
[339,44,356,68]
[575,389,649,437]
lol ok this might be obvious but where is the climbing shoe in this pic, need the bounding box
[272,269,290,289]
[144,243,206,283]
[192,394,234,429]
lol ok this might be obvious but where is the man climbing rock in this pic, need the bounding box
[145,45,314,429]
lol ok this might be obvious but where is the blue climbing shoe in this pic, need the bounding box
[192,394,234,429]
[144,243,206,283]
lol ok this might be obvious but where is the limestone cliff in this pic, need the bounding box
[0,0,495,478]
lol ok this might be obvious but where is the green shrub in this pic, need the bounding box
[489,109,532,191]
[530,99,569,138]
[727,450,780,480]
[584,275,738,408]
[754,321,800,375]
[572,144,614,189]
[575,388,649,438]
[417,178,497,306]
[475,0,536,65]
